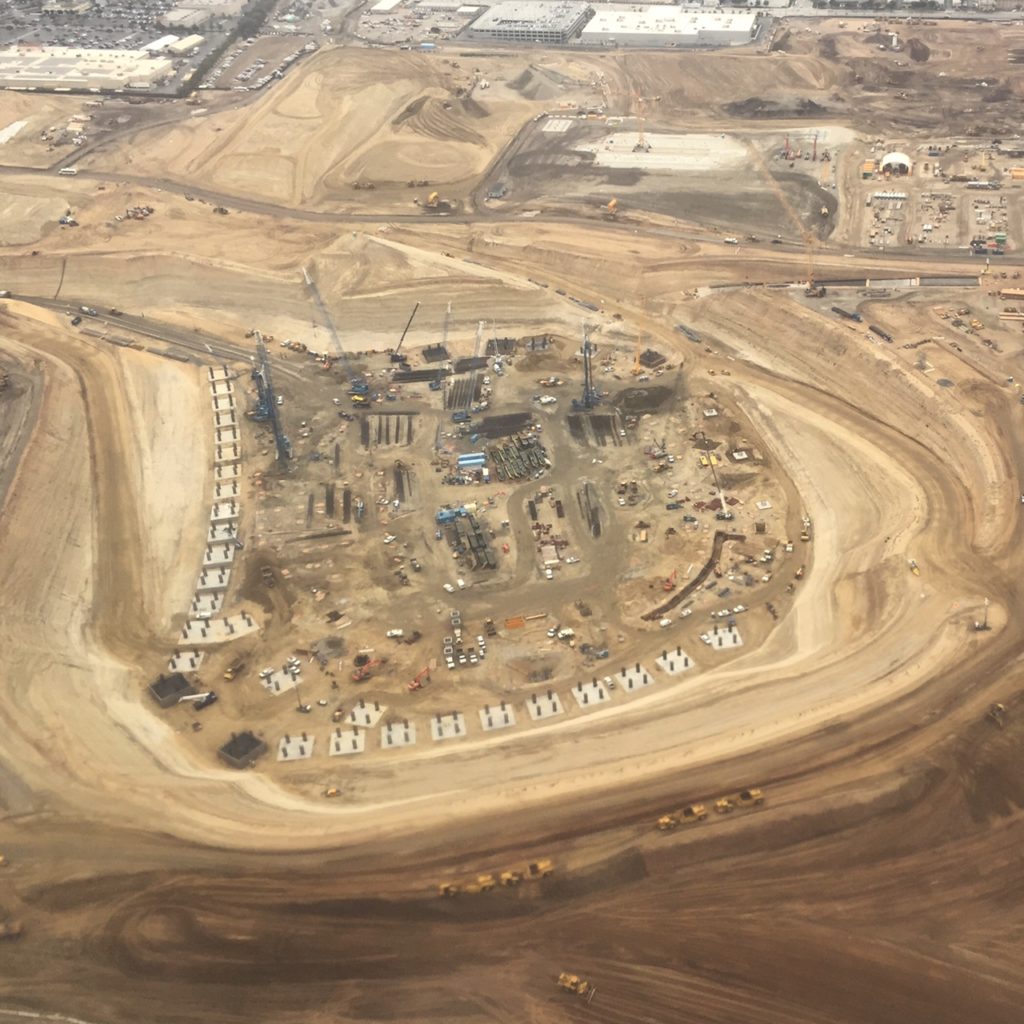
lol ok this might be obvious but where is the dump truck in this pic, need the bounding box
[526,858,554,879]
[738,788,764,807]
[0,920,22,941]
[714,797,735,814]
[557,973,595,1002]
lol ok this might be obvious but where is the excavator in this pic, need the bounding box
[662,569,678,592]
[604,197,619,220]
[352,657,386,682]
[558,972,596,1003]
[408,667,430,692]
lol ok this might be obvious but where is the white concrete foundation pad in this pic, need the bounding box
[208,366,231,382]
[430,711,467,741]
[347,699,385,728]
[330,728,366,756]
[180,611,258,645]
[190,591,224,616]
[526,689,563,721]
[203,543,236,568]
[710,624,744,650]
[215,444,242,465]
[210,500,240,522]
[216,425,239,443]
[213,397,236,415]
[215,463,241,481]
[196,566,230,592]
[277,733,315,761]
[571,678,610,709]
[168,648,204,673]
[616,663,655,692]
[210,380,233,396]
[655,646,696,676]
[214,480,240,499]
[381,719,417,748]
[479,701,516,731]
[542,117,573,133]
[209,521,239,543]
[260,668,300,695]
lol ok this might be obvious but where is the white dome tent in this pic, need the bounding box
[880,151,911,175]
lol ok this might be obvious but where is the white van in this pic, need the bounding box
[58,167,78,176]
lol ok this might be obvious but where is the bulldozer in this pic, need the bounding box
[557,972,595,1003]
[738,788,764,807]
[657,814,679,831]
[714,797,735,814]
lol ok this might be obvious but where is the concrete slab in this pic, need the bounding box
[195,566,230,592]
[329,727,366,756]
[214,480,240,499]
[179,611,258,645]
[208,521,239,543]
[526,688,564,721]
[259,667,300,695]
[189,590,224,616]
[215,444,242,465]
[214,462,241,481]
[655,646,695,676]
[709,624,744,650]
[430,711,467,741]
[347,698,386,728]
[615,662,655,693]
[207,366,231,382]
[210,379,234,395]
[580,132,749,172]
[571,678,610,709]
[479,700,516,731]
[277,732,315,761]
[168,648,205,673]
[203,542,236,567]
[381,719,417,748]
[210,500,240,522]
[216,425,239,444]
[212,397,236,415]
[542,117,573,133]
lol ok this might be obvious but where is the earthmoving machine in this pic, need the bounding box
[0,920,23,941]
[604,197,619,220]
[557,973,595,1004]
[408,667,430,692]
[0,853,7,867]
[908,559,920,576]
[438,883,459,897]
[738,788,765,807]
[351,657,385,682]
[681,803,707,821]
[223,660,245,681]
[500,870,524,886]
[662,569,678,592]
[322,787,341,798]
[714,797,735,814]
[526,858,554,879]
[987,703,1007,728]
[424,191,440,208]
[657,814,679,831]
[390,301,420,364]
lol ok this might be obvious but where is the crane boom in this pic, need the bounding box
[391,301,420,363]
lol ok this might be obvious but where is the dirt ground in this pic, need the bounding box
[2,21,1024,1024]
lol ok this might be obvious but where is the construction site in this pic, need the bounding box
[1,12,1024,1024]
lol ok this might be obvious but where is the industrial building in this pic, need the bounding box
[168,34,206,54]
[0,46,174,91]
[464,0,594,44]
[580,6,758,47]
[160,7,212,30]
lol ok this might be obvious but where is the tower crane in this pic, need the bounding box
[746,143,826,298]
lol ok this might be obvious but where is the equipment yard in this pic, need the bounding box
[1,12,1024,1024]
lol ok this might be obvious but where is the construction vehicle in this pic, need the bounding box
[738,788,764,807]
[223,660,245,681]
[0,853,7,868]
[557,973,595,1003]
[572,329,601,411]
[662,569,677,592]
[681,803,707,822]
[322,787,341,798]
[0,921,23,941]
[438,883,459,897]
[908,559,920,576]
[987,702,1007,728]
[500,870,524,886]
[424,191,440,208]
[408,666,430,692]
[526,858,554,879]
[351,657,385,682]
[604,197,618,219]
[714,797,735,814]
[476,873,497,892]
[657,814,679,831]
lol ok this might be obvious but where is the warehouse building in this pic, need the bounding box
[581,6,758,47]
[168,34,206,54]
[464,0,594,44]
[0,47,174,91]
[160,7,212,30]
